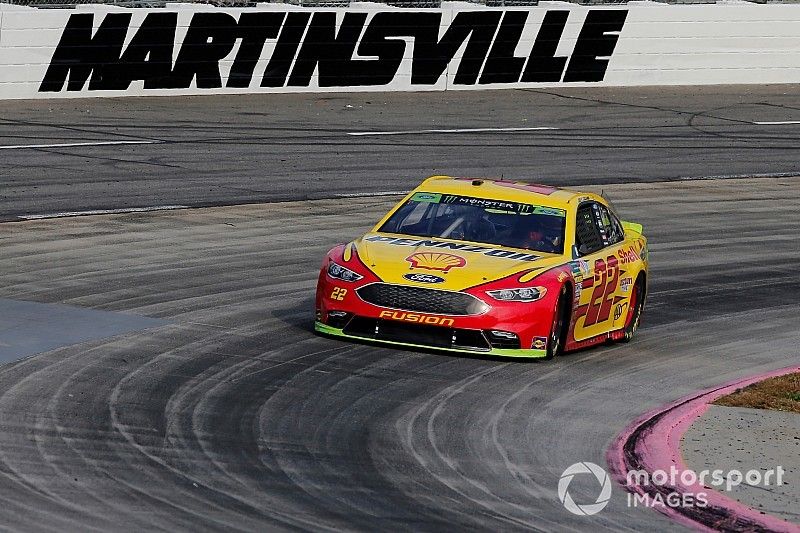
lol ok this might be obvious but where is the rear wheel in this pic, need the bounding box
[545,285,569,360]
[620,276,645,343]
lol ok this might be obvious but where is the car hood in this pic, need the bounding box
[352,232,566,291]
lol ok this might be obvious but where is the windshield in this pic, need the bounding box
[379,192,566,254]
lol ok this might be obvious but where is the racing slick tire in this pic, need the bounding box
[619,275,645,343]
[545,285,570,360]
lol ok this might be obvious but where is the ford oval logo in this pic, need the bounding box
[404,273,445,284]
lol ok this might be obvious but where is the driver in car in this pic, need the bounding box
[513,217,562,253]
[444,205,496,242]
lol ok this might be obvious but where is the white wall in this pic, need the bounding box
[0,1,799,99]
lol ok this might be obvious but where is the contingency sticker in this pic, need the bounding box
[411,192,443,203]
[532,206,566,217]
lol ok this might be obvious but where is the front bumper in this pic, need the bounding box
[315,321,548,358]
[316,262,557,358]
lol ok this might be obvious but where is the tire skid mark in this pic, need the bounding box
[0,346,122,530]
[107,330,303,530]
[253,349,458,530]
[397,365,550,530]
[175,341,357,530]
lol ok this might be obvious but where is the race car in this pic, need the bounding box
[315,176,648,359]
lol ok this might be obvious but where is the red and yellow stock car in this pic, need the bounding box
[315,176,648,359]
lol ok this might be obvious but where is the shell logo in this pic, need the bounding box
[406,252,466,272]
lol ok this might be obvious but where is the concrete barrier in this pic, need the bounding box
[1,1,799,99]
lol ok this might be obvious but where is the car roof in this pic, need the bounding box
[415,176,596,209]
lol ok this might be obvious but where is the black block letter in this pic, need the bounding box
[39,13,130,92]
[563,10,627,83]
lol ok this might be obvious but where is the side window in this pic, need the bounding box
[594,204,618,246]
[608,210,625,244]
[575,204,604,256]
[575,202,624,255]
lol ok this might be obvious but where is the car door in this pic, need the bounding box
[572,202,628,341]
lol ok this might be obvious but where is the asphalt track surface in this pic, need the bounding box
[0,87,799,531]
[2,85,800,219]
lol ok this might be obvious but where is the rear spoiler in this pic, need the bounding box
[621,220,643,235]
[602,190,643,236]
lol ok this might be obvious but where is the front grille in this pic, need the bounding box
[356,283,487,316]
[343,317,491,352]
[376,320,454,349]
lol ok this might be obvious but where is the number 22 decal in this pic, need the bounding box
[584,255,618,326]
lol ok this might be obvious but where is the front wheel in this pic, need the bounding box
[619,276,645,343]
[545,285,569,360]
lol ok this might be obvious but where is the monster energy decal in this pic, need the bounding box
[427,194,567,217]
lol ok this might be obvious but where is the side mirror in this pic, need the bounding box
[572,244,590,258]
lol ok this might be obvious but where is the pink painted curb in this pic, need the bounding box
[606,365,800,532]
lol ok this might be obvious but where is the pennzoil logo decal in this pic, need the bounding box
[403,273,446,284]
[367,235,539,262]
[406,252,466,272]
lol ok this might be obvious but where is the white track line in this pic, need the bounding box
[753,121,800,125]
[19,205,189,220]
[347,126,556,136]
[334,191,408,198]
[0,140,159,150]
[675,172,800,181]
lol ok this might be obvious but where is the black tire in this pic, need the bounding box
[545,285,570,360]
[619,276,645,343]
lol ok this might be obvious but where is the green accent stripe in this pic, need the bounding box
[314,321,547,359]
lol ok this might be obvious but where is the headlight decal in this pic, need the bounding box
[327,260,363,282]
[486,286,547,302]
